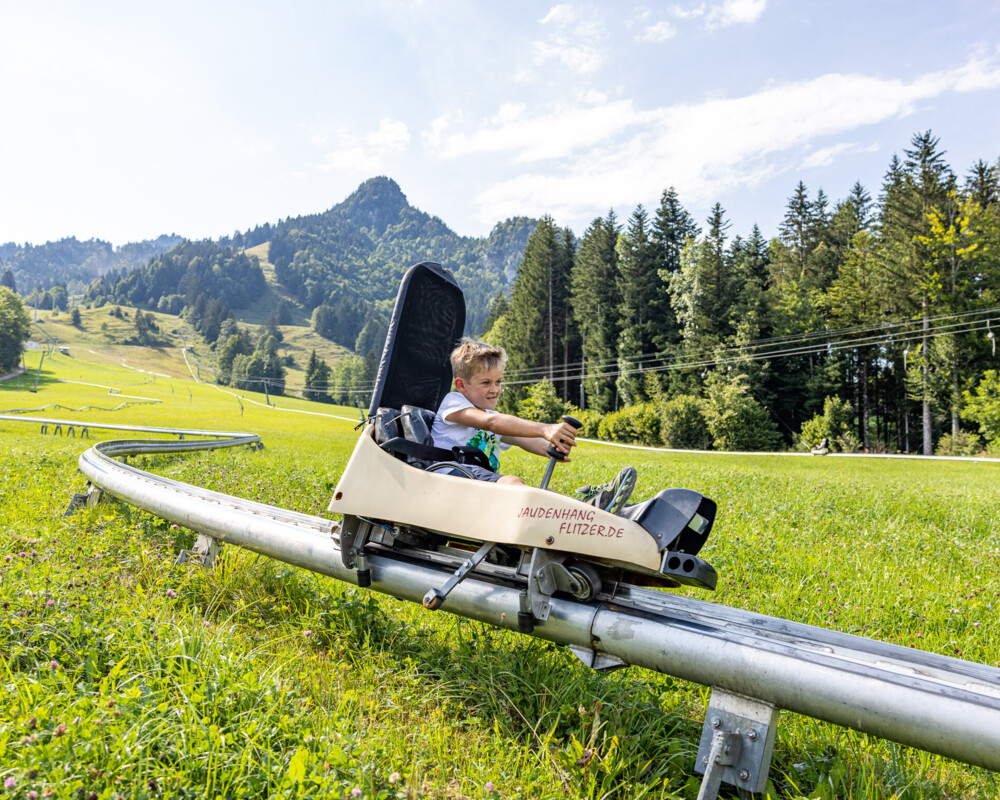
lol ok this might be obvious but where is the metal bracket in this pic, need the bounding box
[696,731,742,800]
[174,533,223,569]
[64,484,102,516]
[339,514,371,569]
[523,548,571,621]
[423,541,495,610]
[694,689,779,799]
[339,514,375,586]
[568,645,628,673]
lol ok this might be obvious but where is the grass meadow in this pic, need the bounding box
[1,348,999,799]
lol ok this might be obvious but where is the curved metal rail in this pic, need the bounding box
[72,431,1000,789]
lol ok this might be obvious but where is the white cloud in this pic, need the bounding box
[462,55,1000,225]
[369,118,410,152]
[950,49,1000,91]
[670,3,706,19]
[540,3,576,26]
[638,21,678,42]
[533,3,607,74]
[426,99,653,162]
[706,0,767,28]
[321,118,410,172]
[423,110,464,148]
[800,143,861,170]
[668,0,764,29]
[533,36,604,73]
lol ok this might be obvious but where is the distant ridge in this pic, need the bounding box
[66,178,535,346]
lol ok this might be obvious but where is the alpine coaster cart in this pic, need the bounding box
[328,261,719,631]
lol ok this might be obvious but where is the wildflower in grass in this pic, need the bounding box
[485,781,495,793]
[165,589,177,599]
[18,552,25,558]
[28,792,38,800]
[45,599,54,607]
[48,661,58,670]
[351,789,362,798]
[388,772,400,785]
[4,777,15,789]
[54,723,67,736]
[302,629,312,637]
[3,555,10,563]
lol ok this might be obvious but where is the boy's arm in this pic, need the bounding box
[444,407,576,455]
[501,435,560,458]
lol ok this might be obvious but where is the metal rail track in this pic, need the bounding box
[63,428,1000,795]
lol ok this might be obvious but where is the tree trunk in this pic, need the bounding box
[952,373,960,438]
[922,297,932,455]
[548,267,554,383]
[951,335,960,438]
[860,350,871,451]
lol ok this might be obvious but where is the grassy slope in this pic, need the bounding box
[1,351,999,799]
[32,278,353,394]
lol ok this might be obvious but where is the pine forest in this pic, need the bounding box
[485,131,1000,458]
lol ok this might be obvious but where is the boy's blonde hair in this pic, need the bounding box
[450,337,507,382]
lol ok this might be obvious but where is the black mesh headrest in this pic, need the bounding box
[367,262,465,417]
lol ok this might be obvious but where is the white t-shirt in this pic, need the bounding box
[432,391,510,472]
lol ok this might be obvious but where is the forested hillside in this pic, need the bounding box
[75,177,534,349]
[490,131,1000,458]
[265,177,534,338]
[0,234,183,296]
[62,179,536,404]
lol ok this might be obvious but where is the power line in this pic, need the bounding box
[502,305,1000,385]
[504,314,999,387]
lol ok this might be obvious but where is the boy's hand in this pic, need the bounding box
[543,421,577,457]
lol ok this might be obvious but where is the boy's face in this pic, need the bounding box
[455,366,503,411]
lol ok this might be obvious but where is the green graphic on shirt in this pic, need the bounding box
[467,430,501,471]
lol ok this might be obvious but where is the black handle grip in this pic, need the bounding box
[545,414,583,460]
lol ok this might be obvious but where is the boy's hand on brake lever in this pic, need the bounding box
[543,421,577,458]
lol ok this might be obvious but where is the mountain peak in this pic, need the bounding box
[336,177,410,235]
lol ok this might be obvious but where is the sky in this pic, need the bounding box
[2,0,999,248]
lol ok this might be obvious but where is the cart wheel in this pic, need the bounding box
[565,561,602,601]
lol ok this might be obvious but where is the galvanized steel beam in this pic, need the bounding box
[75,433,1000,778]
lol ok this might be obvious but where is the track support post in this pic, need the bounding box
[64,484,102,516]
[174,533,223,569]
[694,689,778,800]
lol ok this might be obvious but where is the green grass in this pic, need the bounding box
[1,352,1000,799]
[33,278,355,394]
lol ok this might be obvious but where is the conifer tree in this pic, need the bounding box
[724,227,773,398]
[616,205,658,404]
[304,350,332,402]
[0,269,15,294]
[824,231,887,449]
[671,203,738,360]
[650,187,699,350]
[276,298,294,326]
[133,309,152,345]
[500,216,573,410]
[965,159,999,209]
[481,291,509,337]
[571,212,621,412]
[0,287,30,373]
[880,131,955,453]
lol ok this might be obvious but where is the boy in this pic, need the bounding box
[431,338,636,514]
